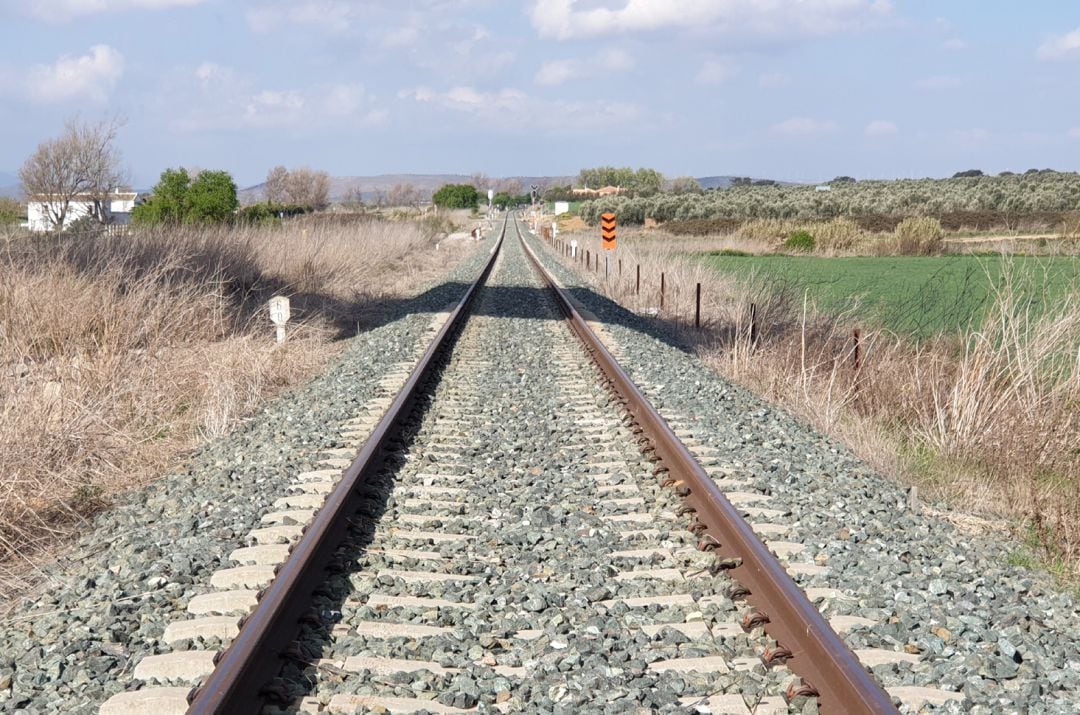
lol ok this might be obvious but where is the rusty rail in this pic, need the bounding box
[515,219,896,714]
[186,221,507,715]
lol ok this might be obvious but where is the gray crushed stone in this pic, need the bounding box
[522,222,1080,714]
[0,246,493,714]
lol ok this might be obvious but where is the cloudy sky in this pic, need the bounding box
[1,1,1079,187]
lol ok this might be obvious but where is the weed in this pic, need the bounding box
[784,231,816,253]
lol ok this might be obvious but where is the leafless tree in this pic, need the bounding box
[342,186,366,208]
[670,176,703,194]
[470,172,490,191]
[264,166,331,209]
[19,116,125,231]
[286,167,331,209]
[496,178,523,195]
[264,165,288,204]
[388,182,421,207]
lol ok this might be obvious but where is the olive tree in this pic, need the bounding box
[19,117,125,231]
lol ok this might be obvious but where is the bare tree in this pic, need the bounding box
[265,166,331,209]
[496,178,523,196]
[388,182,421,207]
[342,186,366,208]
[19,117,125,231]
[470,172,490,191]
[288,168,331,209]
[264,165,288,204]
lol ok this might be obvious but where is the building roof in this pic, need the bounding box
[28,189,140,202]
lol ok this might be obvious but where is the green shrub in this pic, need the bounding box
[894,217,944,255]
[432,183,479,209]
[784,230,816,252]
[0,197,23,225]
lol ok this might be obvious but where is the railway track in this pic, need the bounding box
[97,216,966,714]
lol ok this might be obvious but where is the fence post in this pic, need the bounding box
[619,259,623,277]
[695,283,701,329]
[749,303,759,346]
[853,328,862,370]
[660,272,665,310]
[636,264,640,295]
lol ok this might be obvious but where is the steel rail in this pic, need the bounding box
[515,218,896,714]
[186,220,507,714]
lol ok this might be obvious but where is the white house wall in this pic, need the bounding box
[27,200,98,232]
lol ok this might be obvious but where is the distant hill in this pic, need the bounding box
[0,171,19,198]
[240,174,576,203]
[695,176,737,190]
[695,176,801,189]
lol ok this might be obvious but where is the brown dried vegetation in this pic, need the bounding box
[0,219,476,594]
[548,230,1080,575]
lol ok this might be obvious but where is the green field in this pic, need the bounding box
[700,254,1080,338]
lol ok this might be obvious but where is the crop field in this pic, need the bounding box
[700,253,1080,338]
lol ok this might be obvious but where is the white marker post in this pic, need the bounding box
[269,296,291,344]
[570,239,578,258]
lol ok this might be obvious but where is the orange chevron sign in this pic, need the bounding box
[601,213,617,250]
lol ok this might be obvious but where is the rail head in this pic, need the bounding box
[514,219,896,714]
[185,220,508,715]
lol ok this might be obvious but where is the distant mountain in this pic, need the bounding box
[695,176,801,189]
[695,176,737,190]
[240,174,576,203]
[0,171,19,198]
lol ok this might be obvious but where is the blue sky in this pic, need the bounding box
[1,1,1079,188]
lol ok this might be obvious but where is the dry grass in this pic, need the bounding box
[548,229,1080,575]
[0,217,477,595]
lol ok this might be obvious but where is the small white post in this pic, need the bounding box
[269,296,291,344]
[570,239,578,258]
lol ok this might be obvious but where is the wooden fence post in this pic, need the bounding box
[695,283,701,329]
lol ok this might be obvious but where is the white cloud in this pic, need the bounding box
[194,61,234,86]
[535,59,579,86]
[915,75,961,91]
[599,48,634,72]
[758,72,789,88]
[1037,28,1080,61]
[400,84,645,134]
[381,25,421,49]
[943,37,967,50]
[529,0,894,42]
[25,44,124,103]
[534,47,635,85]
[864,119,897,137]
[246,0,366,34]
[695,56,739,85]
[771,117,838,136]
[173,66,385,131]
[369,18,515,82]
[7,0,206,21]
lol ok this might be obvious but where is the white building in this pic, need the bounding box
[27,189,143,232]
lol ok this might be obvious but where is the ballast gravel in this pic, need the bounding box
[522,223,1080,714]
[269,227,787,714]
[0,244,493,714]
